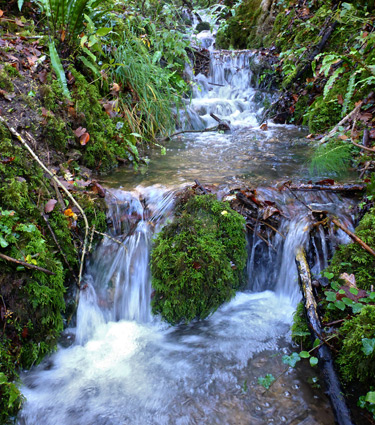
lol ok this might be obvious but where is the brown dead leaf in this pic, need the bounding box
[73,127,87,138]
[263,205,280,220]
[260,123,268,131]
[67,71,75,85]
[1,156,15,164]
[44,199,57,213]
[15,18,24,27]
[339,272,356,288]
[38,69,48,83]
[110,82,121,96]
[370,129,375,139]
[80,132,90,145]
[91,181,106,198]
[339,134,349,140]
[292,94,299,102]
[0,10,4,18]
[359,112,373,123]
[337,94,344,105]
[0,89,14,101]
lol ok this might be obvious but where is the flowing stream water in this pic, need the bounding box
[18,31,357,425]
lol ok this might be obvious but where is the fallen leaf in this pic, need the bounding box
[90,181,106,197]
[260,123,268,131]
[64,208,78,220]
[73,126,87,138]
[44,199,57,213]
[263,205,280,220]
[15,18,24,27]
[0,10,4,18]
[21,327,28,338]
[339,273,356,288]
[0,89,14,101]
[359,112,373,123]
[67,71,75,84]
[80,132,90,145]
[370,129,375,139]
[110,82,121,96]
[192,261,202,270]
[337,94,344,105]
[38,69,48,83]
[1,156,15,164]
[339,134,348,140]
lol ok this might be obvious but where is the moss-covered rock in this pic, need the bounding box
[151,194,247,324]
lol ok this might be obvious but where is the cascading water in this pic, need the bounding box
[17,25,356,425]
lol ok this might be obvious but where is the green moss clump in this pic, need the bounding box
[337,305,375,385]
[291,302,312,349]
[196,21,210,32]
[328,207,375,291]
[151,194,247,324]
[0,68,14,92]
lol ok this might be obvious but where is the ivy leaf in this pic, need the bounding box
[282,352,301,367]
[310,356,318,367]
[299,351,310,359]
[258,374,275,390]
[362,338,375,356]
[352,303,363,314]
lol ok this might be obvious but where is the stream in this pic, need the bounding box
[17,31,357,425]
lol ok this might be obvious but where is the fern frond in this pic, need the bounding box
[310,141,352,176]
[323,67,345,98]
[342,71,358,117]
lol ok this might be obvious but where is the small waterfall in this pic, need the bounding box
[76,186,175,343]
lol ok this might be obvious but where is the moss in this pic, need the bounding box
[196,21,210,32]
[151,194,247,324]
[291,302,312,349]
[42,114,73,151]
[337,305,375,386]
[0,68,14,92]
[328,207,375,291]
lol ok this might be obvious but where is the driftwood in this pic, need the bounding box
[0,252,55,275]
[295,247,354,425]
[194,179,208,194]
[331,217,375,258]
[285,183,365,193]
[209,113,231,131]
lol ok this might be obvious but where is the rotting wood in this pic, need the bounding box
[0,116,89,288]
[295,247,354,425]
[0,252,55,275]
[331,217,375,258]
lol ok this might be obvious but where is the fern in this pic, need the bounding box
[323,66,345,98]
[310,141,352,176]
[48,41,71,99]
[342,71,358,116]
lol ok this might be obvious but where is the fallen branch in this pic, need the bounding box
[331,218,375,258]
[351,140,375,153]
[94,230,127,248]
[296,247,354,425]
[246,224,276,252]
[160,125,219,142]
[318,101,364,145]
[194,179,208,194]
[0,252,55,275]
[0,116,89,288]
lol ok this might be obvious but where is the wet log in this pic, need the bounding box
[285,183,365,193]
[209,113,231,131]
[331,218,375,258]
[194,179,208,194]
[0,252,55,275]
[295,247,354,425]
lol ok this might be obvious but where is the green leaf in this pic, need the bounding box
[342,297,354,306]
[325,291,337,302]
[0,235,9,248]
[335,300,346,311]
[310,356,318,367]
[313,338,321,348]
[282,352,301,367]
[96,27,112,37]
[299,351,310,359]
[365,391,375,404]
[130,133,142,138]
[323,271,334,279]
[48,41,71,99]
[258,374,275,390]
[8,384,20,408]
[152,51,162,64]
[349,287,359,295]
[78,56,100,76]
[362,338,375,356]
[18,0,24,11]
[352,303,363,314]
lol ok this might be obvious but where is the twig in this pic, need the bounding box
[88,225,95,253]
[160,126,219,142]
[0,116,89,288]
[208,82,224,87]
[194,179,208,194]
[331,217,375,258]
[352,141,375,153]
[0,252,55,275]
[94,230,127,248]
[246,224,276,252]
[286,185,313,212]
[324,317,349,328]
[318,101,364,145]
[259,220,286,239]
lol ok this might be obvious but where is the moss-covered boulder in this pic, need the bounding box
[151,194,247,324]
